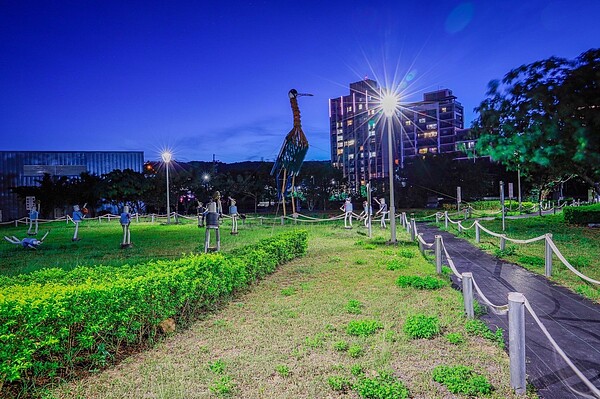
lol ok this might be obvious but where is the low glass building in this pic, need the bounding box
[0,151,144,221]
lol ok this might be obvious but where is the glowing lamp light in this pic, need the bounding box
[381,92,399,117]
[161,151,173,163]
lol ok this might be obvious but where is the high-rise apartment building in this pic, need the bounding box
[329,79,465,189]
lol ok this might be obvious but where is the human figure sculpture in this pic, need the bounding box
[360,200,373,227]
[374,198,388,228]
[213,191,223,217]
[228,197,239,235]
[72,205,84,241]
[120,205,132,248]
[204,200,221,252]
[27,204,39,235]
[4,231,49,249]
[197,201,206,227]
[340,198,353,229]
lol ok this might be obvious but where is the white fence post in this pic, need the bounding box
[280,216,284,226]
[462,272,474,319]
[508,292,526,395]
[458,222,463,234]
[444,211,448,229]
[401,212,406,228]
[410,218,416,241]
[418,233,424,255]
[500,235,506,251]
[435,235,442,274]
[435,212,440,224]
[475,222,480,243]
[545,233,553,277]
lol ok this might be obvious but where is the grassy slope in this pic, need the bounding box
[440,213,600,302]
[47,223,533,399]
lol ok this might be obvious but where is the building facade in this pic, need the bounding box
[329,80,465,190]
[0,151,144,221]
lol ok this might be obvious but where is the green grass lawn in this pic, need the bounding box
[438,213,600,302]
[0,216,286,276]
[40,222,534,399]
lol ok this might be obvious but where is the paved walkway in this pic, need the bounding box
[417,224,600,399]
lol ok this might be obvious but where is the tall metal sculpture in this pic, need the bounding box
[271,89,312,216]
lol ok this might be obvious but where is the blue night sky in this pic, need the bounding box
[1,1,599,163]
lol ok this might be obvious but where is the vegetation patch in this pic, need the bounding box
[493,245,517,258]
[517,255,544,268]
[327,375,351,392]
[333,340,349,352]
[397,248,415,258]
[354,371,410,399]
[445,332,465,345]
[280,287,296,296]
[305,333,325,349]
[403,314,441,339]
[346,299,363,314]
[465,319,505,348]
[396,275,447,290]
[386,259,405,270]
[275,365,290,377]
[432,365,493,395]
[348,344,364,358]
[208,359,227,374]
[209,375,235,396]
[346,320,383,337]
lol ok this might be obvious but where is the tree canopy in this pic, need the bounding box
[472,48,600,195]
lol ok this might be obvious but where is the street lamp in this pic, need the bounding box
[381,90,398,243]
[161,151,173,224]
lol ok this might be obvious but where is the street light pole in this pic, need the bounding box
[381,91,398,244]
[387,116,397,243]
[162,151,173,224]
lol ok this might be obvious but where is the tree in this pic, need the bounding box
[100,169,150,213]
[472,49,600,199]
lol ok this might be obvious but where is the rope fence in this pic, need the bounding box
[415,229,600,397]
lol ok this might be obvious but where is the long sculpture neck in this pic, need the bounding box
[290,97,301,128]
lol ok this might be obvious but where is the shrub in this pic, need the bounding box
[465,319,504,348]
[346,320,383,337]
[328,375,351,392]
[493,245,517,257]
[386,259,405,271]
[563,203,600,224]
[305,333,324,349]
[208,359,226,374]
[445,332,465,345]
[396,275,446,290]
[351,364,364,376]
[397,249,415,258]
[333,340,349,352]
[209,375,235,395]
[348,344,364,358]
[275,365,290,377]
[0,231,308,386]
[280,287,296,296]
[403,314,440,339]
[432,365,492,395]
[354,371,409,399]
[346,299,363,314]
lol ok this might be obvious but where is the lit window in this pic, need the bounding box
[337,149,343,155]
[441,107,447,113]
[418,118,426,123]
[418,148,428,154]
[426,123,437,130]
[347,120,353,126]
[348,154,354,160]
[370,151,377,158]
[405,120,412,126]
[429,147,437,153]
[423,131,437,139]
[347,106,353,112]
[347,139,355,146]
[358,104,363,110]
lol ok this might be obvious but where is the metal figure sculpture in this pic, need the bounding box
[271,89,312,216]
[4,231,50,249]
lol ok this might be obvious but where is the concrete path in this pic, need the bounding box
[417,224,600,399]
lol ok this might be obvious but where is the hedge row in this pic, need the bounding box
[563,203,600,224]
[469,200,536,211]
[0,230,308,385]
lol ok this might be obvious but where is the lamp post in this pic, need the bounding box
[162,151,173,224]
[381,91,398,244]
